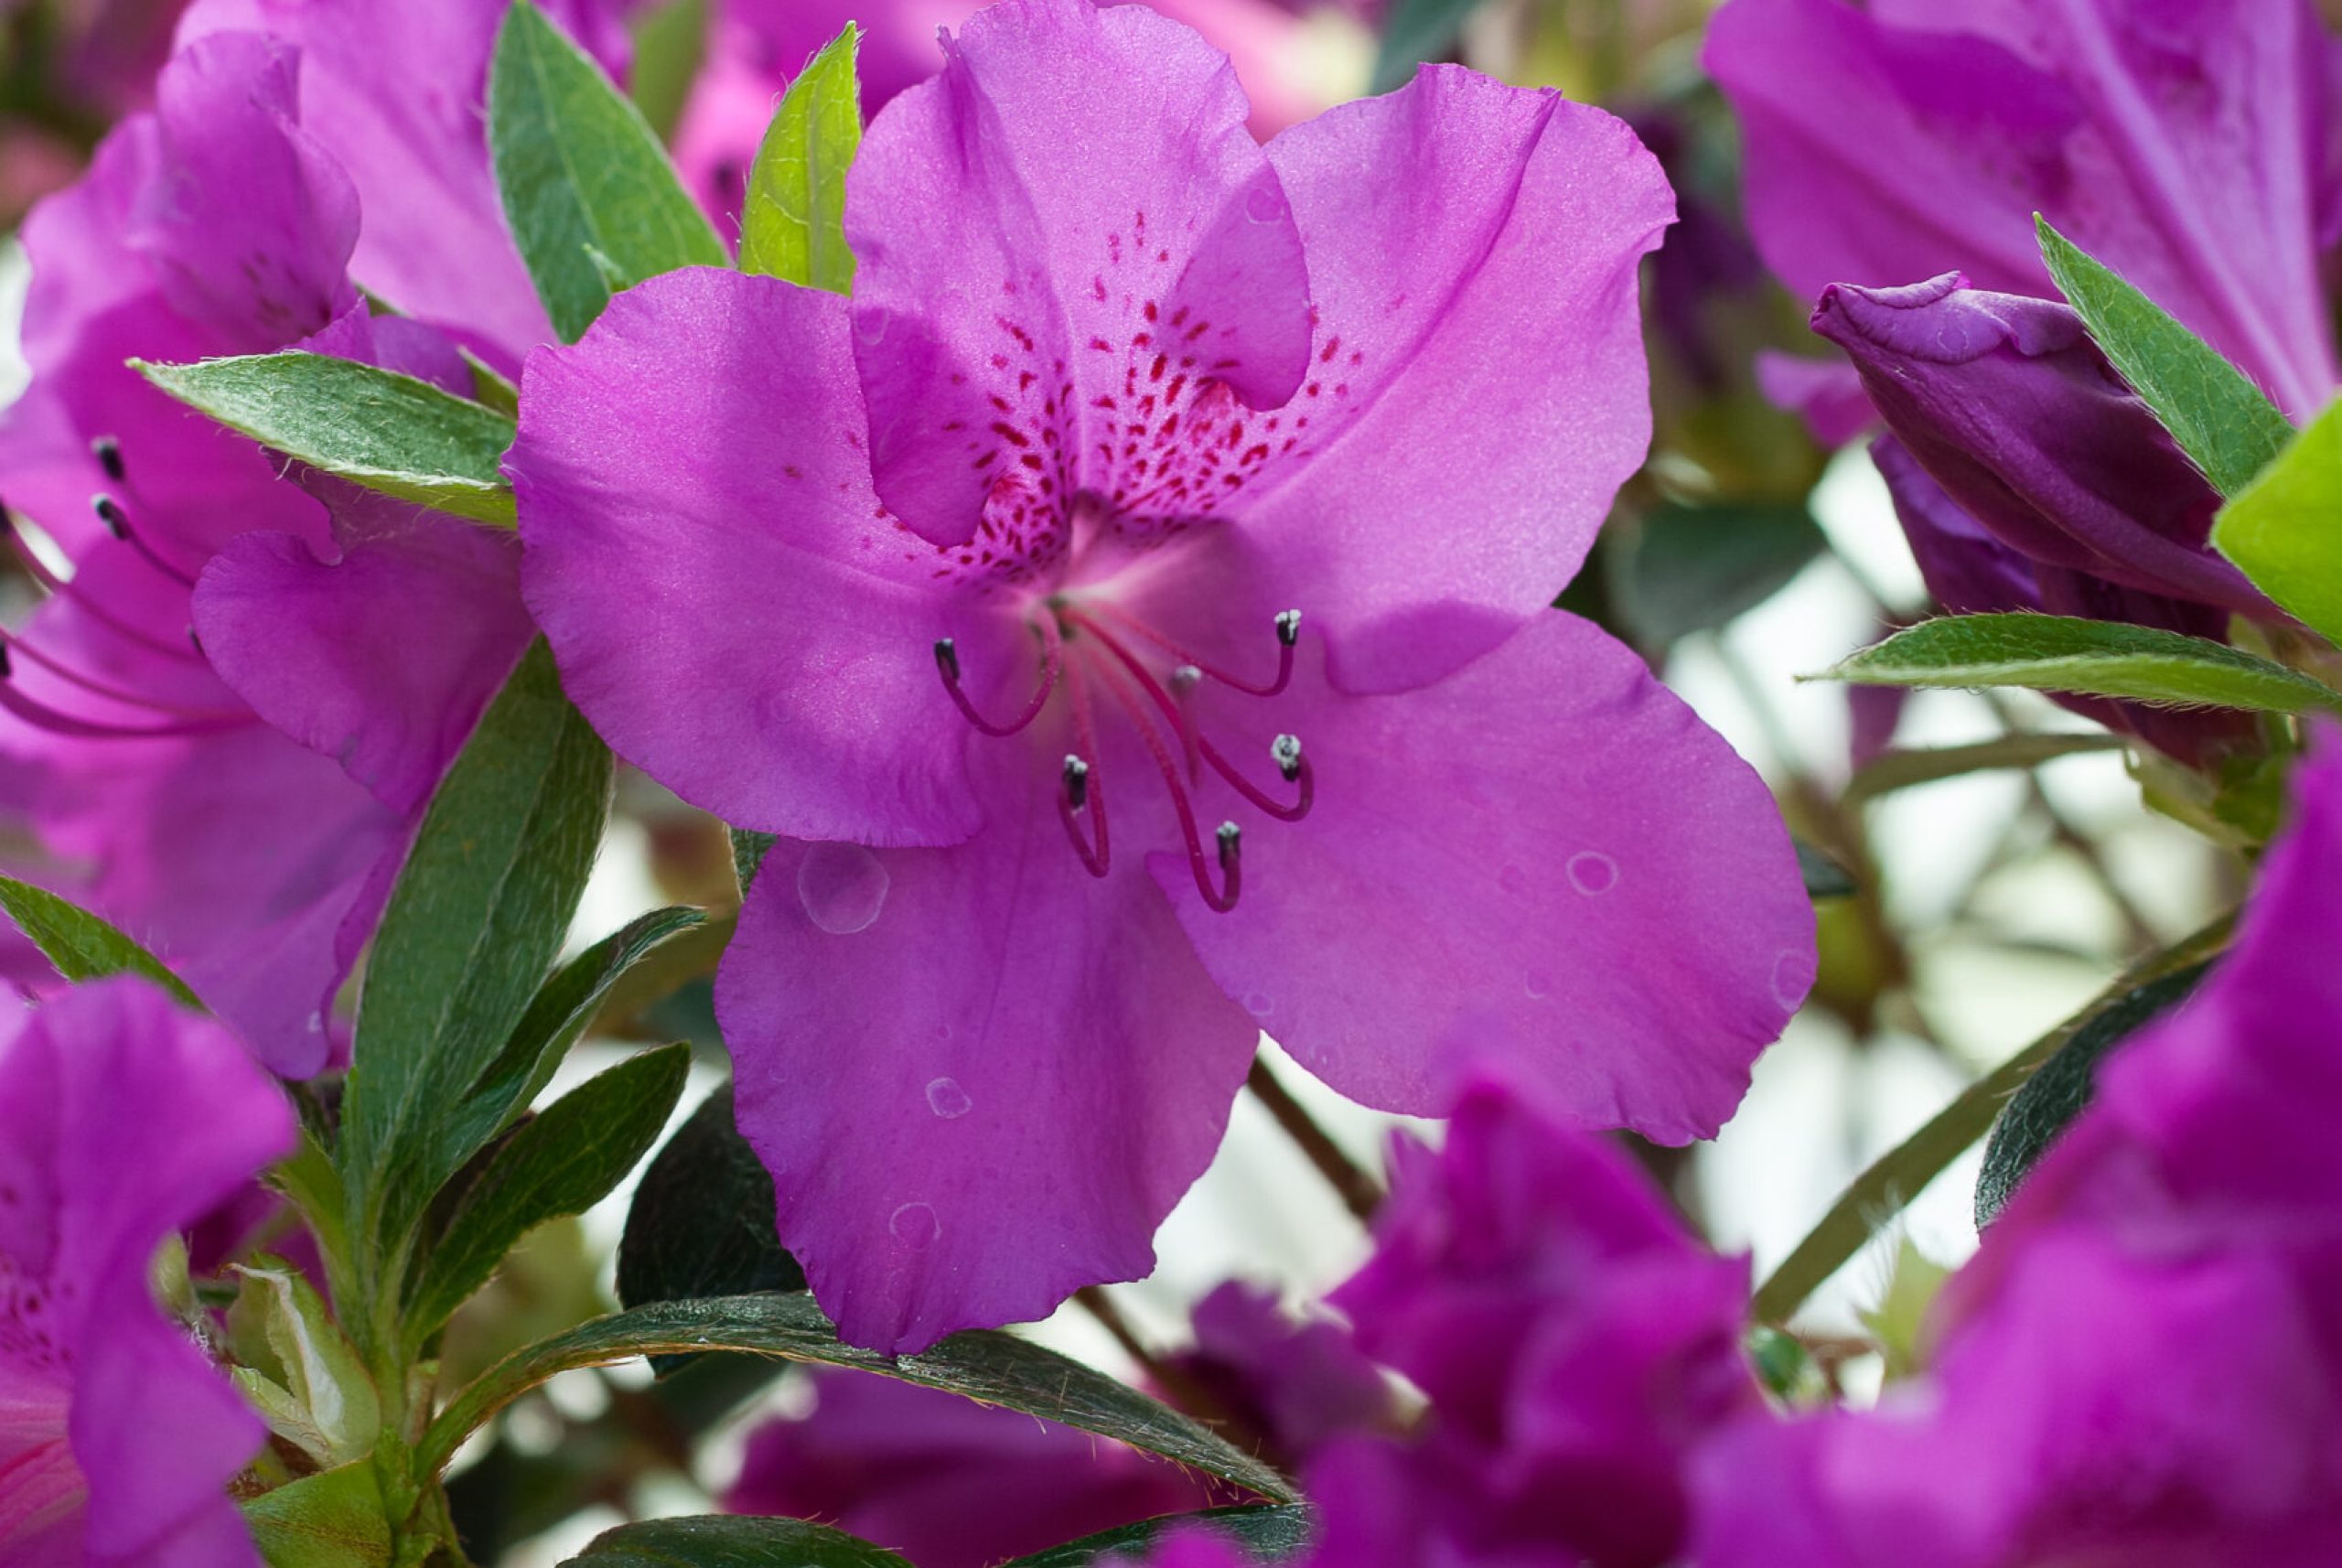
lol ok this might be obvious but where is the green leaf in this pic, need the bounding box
[461,347,522,418]
[419,1294,1298,1502]
[2213,397,2342,645]
[405,1044,692,1341]
[737,24,861,293]
[1606,499,1827,649]
[227,1260,381,1467]
[564,1516,913,1568]
[1004,1507,1316,1568]
[0,875,200,1006]
[628,0,708,144]
[450,905,707,1159]
[2036,218,2295,498]
[617,1082,806,1324]
[1974,959,2209,1227]
[242,1461,393,1568]
[1371,0,1479,92]
[1751,916,2230,1323]
[1821,613,2342,715]
[489,0,726,342]
[1793,840,1856,900]
[134,353,518,526]
[338,639,613,1285]
[729,828,777,897]
[1843,732,2131,807]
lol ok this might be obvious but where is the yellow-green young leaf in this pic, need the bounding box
[0,875,200,1006]
[2213,397,2342,645]
[226,1260,381,1468]
[489,0,726,341]
[564,1516,914,1568]
[2036,218,2295,498]
[738,24,861,292]
[1821,613,2342,716]
[243,1462,393,1568]
[134,353,517,526]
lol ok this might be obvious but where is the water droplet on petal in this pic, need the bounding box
[305,1011,325,1034]
[854,308,890,346]
[1525,970,1554,1000]
[1244,183,1285,224]
[926,1077,972,1119]
[1566,851,1618,897]
[889,1201,940,1249]
[1771,948,1814,1012]
[797,842,889,934]
[1499,865,1530,897]
[1244,993,1274,1019]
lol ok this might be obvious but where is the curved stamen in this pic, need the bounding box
[935,616,1063,736]
[93,495,201,590]
[0,648,249,738]
[1090,654,1239,912]
[0,628,243,720]
[1082,602,1298,697]
[3,514,208,665]
[1056,657,1109,876]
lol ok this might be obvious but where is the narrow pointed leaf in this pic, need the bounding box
[2036,218,2295,498]
[339,639,613,1265]
[564,1516,913,1568]
[134,353,517,525]
[737,24,861,292]
[406,1044,692,1340]
[0,875,200,1006]
[1004,1506,1316,1567]
[420,1294,1298,1502]
[489,0,726,342]
[618,1081,806,1320]
[1821,614,2342,715]
[2212,396,2342,646]
[729,828,776,897]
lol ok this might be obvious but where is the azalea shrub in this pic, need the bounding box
[2,0,2339,1563]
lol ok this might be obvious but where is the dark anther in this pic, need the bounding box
[1272,734,1303,782]
[188,627,204,657]
[91,494,126,538]
[933,638,961,682]
[0,644,12,678]
[1062,753,1091,811]
[1274,609,1302,647]
[91,436,124,482]
[1216,820,1241,870]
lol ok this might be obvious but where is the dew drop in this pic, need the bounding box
[797,842,890,934]
[305,1010,325,1034]
[1244,993,1274,1019]
[854,308,890,346]
[889,1201,940,1249]
[1566,851,1618,897]
[1244,184,1286,224]
[1771,948,1815,1012]
[1498,865,1530,897]
[926,1077,972,1119]
[1524,970,1554,1000]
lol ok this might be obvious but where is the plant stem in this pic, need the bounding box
[1244,1054,1383,1222]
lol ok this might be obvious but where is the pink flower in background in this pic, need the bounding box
[512,0,1811,1352]
[0,976,295,1567]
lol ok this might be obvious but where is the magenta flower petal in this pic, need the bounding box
[1242,68,1672,693]
[1161,613,1812,1141]
[1706,0,2337,415]
[510,269,992,846]
[719,800,1260,1354]
[843,0,1312,545]
[0,976,294,1568]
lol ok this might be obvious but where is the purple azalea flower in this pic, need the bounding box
[510,0,1814,1352]
[1163,1281,1401,1471]
[725,1369,1222,1565]
[0,976,295,1567]
[1705,0,2338,419]
[0,24,543,1070]
[1692,734,2342,1565]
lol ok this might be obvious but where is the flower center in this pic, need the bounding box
[934,600,1312,912]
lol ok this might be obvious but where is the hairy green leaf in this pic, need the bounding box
[618,1082,806,1326]
[489,0,726,342]
[738,25,860,292]
[729,828,777,897]
[565,1516,912,1568]
[1821,614,2342,715]
[1004,1506,1316,1568]
[243,1461,393,1568]
[0,875,200,1006]
[2036,218,2294,498]
[134,353,517,525]
[2212,397,2342,646]
[1606,499,1827,649]
[421,1294,1297,1501]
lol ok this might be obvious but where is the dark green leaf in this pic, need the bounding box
[2036,218,2294,498]
[1974,961,2210,1227]
[489,0,727,342]
[2212,396,2342,645]
[1371,0,1479,92]
[1005,1507,1315,1568]
[406,1044,692,1340]
[729,828,777,897]
[737,25,860,292]
[1843,732,2130,807]
[628,0,708,144]
[339,639,613,1273]
[420,1294,1298,1503]
[1752,917,2230,1323]
[0,875,199,1006]
[134,353,517,526]
[565,1516,912,1568]
[617,1082,806,1324]
[455,905,707,1156]
[1793,840,1855,900]
[1606,499,1827,649]
[1821,614,2342,715]
[242,1461,393,1568]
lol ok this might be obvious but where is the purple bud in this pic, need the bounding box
[1815,274,2272,620]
